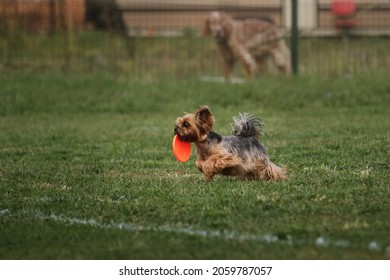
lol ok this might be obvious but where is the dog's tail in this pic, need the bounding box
[231,113,263,138]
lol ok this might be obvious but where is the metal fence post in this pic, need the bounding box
[291,0,299,75]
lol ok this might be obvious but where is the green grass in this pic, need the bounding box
[1,30,389,79]
[0,69,389,259]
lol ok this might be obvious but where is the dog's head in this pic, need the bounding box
[203,11,233,41]
[174,106,215,143]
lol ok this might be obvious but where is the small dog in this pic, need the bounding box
[204,11,291,79]
[174,106,286,181]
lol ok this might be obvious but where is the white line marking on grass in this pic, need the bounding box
[0,208,387,253]
[0,208,288,244]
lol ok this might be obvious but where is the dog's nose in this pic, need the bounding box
[215,29,223,38]
[174,127,178,134]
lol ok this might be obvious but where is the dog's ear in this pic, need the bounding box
[195,105,211,121]
[203,17,211,36]
[221,13,233,37]
[195,106,215,132]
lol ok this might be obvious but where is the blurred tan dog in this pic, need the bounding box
[204,11,291,79]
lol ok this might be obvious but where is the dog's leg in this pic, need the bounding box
[257,160,286,181]
[240,51,257,77]
[255,55,269,75]
[222,165,245,178]
[223,57,235,80]
[230,41,257,77]
[196,158,216,181]
[195,159,203,172]
[201,154,241,181]
[201,158,221,181]
[219,45,235,79]
[271,44,291,75]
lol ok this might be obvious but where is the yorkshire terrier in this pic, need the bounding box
[174,106,286,181]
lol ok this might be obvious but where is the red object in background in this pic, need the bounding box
[332,0,357,16]
[331,0,358,29]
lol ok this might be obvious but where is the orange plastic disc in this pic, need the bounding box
[172,135,191,162]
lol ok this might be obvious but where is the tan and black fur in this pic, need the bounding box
[174,106,286,181]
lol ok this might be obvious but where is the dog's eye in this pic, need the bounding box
[183,122,190,128]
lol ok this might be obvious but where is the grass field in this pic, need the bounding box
[1,30,390,79]
[0,68,389,260]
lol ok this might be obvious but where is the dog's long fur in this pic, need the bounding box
[204,11,291,79]
[174,106,286,182]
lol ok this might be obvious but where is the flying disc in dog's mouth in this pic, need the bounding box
[172,135,191,162]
